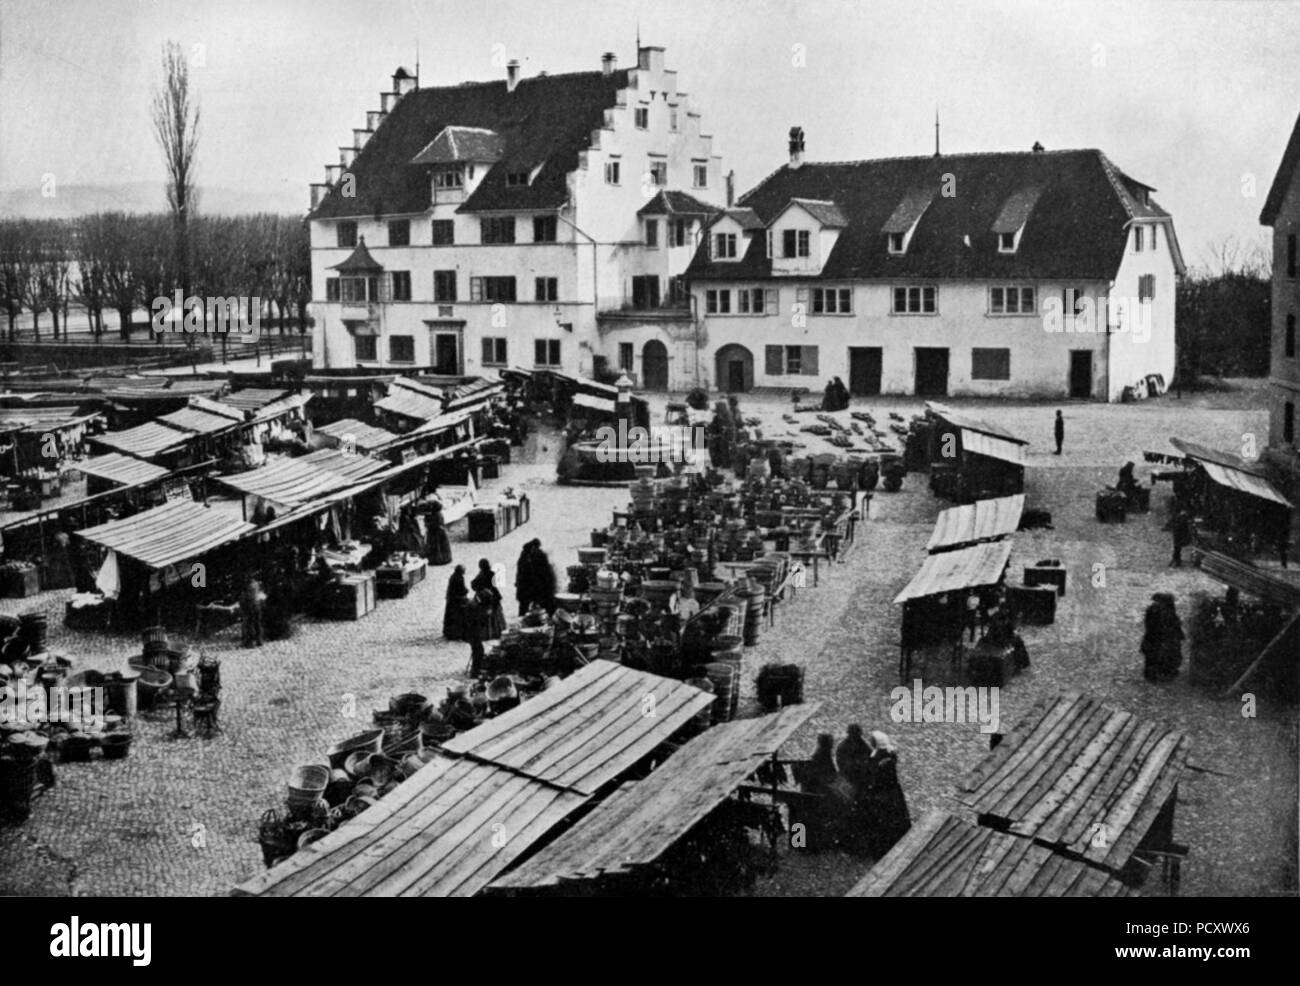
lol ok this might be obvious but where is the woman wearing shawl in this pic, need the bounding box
[425,500,453,566]
[515,540,539,616]
[471,558,507,639]
[532,541,558,614]
[443,564,470,641]
[861,730,911,858]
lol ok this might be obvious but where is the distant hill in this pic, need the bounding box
[0,181,308,219]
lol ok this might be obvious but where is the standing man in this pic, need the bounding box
[1053,410,1065,455]
[1171,508,1193,567]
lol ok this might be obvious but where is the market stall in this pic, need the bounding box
[956,691,1190,890]
[1169,437,1292,561]
[925,494,1025,553]
[314,418,397,454]
[923,402,1029,502]
[76,453,171,497]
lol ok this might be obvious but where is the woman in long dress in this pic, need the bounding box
[470,558,507,639]
[443,565,469,641]
[861,731,911,858]
[425,501,453,567]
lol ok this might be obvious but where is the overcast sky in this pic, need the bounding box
[1,0,1297,268]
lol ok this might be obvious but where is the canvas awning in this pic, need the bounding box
[374,379,446,421]
[298,448,388,483]
[572,392,616,414]
[76,499,255,570]
[1198,460,1292,509]
[893,538,1013,603]
[960,429,1028,467]
[925,401,1025,444]
[927,494,1025,552]
[212,457,352,507]
[157,406,242,436]
[89,421,192,460]
[75,453,170,489]
[316,418,397,452]
[489,704,819,892]
[847,810,1136,897]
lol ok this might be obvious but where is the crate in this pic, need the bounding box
[376,559,427,599]
[0,567,40,599]
[1008,585,1056,625]
[467,508,502,542]
[1024,564,1067,596]
[325,572,377,620]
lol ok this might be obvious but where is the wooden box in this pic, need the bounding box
[1008,585,1056,625]
[326,572,376,620]
[1024,564,1066,596]
[467,508,501,542]
[1,567,41,599]
[376,559,427,599]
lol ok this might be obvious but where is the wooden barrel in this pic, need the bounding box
[704,662,739,724]
[685,678,714,731]
[695,582,727,607]
[741,583,766,645]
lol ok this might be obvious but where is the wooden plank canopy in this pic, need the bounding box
[925,401,1025,444]
[298,448,388,483]
[1196,549,1300,609]
[893,538,1012,604]
[440,660,715,794]
[490,704,820,891]
[232,756,587,898]
[1197,460,1292,509]
[75,452,170,488]
[213,457,352,507]
[88,420,194,460]
[926,494,1025,553]
[157,406,243,436]
[76,499,256,570]
[316,418,398,452]
[956,692,1190,874]
[846,810,1136,897]
[960,428,1028,466]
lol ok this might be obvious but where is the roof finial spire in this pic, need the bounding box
[934,107,940,157]
[415,39,420,90]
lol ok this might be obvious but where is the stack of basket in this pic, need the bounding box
[141,626,170,669]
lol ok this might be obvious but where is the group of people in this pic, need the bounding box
[1140,591,1185,682]
[821,377,851,412]
[443,559,509,675]
[792,725,911,857]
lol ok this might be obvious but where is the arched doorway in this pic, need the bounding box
[642,340,669,390]
[715,344,754,393]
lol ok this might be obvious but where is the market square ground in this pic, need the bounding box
[0,382,1294,897]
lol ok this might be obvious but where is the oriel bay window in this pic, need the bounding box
[812,287,852,314]
[989,285,1036,314]
[534,339,561,367]
[765,344,819,376]
[470,276,516,302]
[339,275,380,303]
[892,285,937,314]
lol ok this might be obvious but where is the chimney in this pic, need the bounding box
[637,46,665,72]
[788,126,805,170]
[602,52,617,77]
[1032,141,1045,153]
[310,183,329,210]
[725,170,735,207]
[506,59,521,93]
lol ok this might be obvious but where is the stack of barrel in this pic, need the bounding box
[704,634,744,724]
[17,611,48,659]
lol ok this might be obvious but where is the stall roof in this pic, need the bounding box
[846,810,1136,897]
[75,453,171,488]
[443,376,505,411]
[927,494,1025,552]
[299,448,389,483]
[219,388,291,413]
[1198,460,1292,509]
[374,379,446,421]
[212,457,352,506]
[88,421,191,460]
[925,401,1025,444]
[0,407,101,433]
[232,756,587,898]
[1169,437,1267,477]
[400,407,476,441]
[157,406,242,436]
[245,391,312,425]
[1195,549,1300,610]
[956,692,1190,874]
[572,392,616,414]
[893,538,1013,603]
[316,418,398,452]
[960,428,1028,466]
[441,660,715,794]
[76,499,256,569]
[490,704,820,891]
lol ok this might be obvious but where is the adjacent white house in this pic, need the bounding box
[684,129,1185,401]
[306,46,723,382]
[1261,110,1300,451]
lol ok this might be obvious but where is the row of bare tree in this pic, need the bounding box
[0,213,311,343]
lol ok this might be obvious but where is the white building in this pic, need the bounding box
[684,130,1185,401]
[307,47,723,382]
[1261,111,1300,451]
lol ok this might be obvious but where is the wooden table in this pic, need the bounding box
[788,547,830,587]
[376,557,428,599]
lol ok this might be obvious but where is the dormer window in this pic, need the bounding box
[433,168,463,189]
[714,232,737,259]
[782,229,810,258]
[888,232,906,254]
[505,171,530,188]
[998,231,1017,253]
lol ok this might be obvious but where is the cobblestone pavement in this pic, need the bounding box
[1,384,1294,897]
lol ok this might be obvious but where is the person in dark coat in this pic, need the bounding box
[1170,509,1193,567]
[835,724,873,792]
[443,565,469,641]
[1117,461,1139,497]
[515,540,539,616]
[833,377,850,410]
[1053,410,1064,454]
[1141,592,1184,681]
[860,731,911,858]
[532,541,558,614]
[792,733,842,851]
[424,501,453,566]
[471,559,507,639]
[464,590,487,676]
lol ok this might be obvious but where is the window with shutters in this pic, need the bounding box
[635,105,649,129]
[387,220,410,247]
[1138,275,1155,303]
[765,344,818,375]
[481,217,516,244]
[534,339,561,367]
[705,289,731,314]
[812,287,853,314]
[325,278,340,302]
[481,337,508,366]
[534,277,558,302]
[431,220,454,245]
[389,271,411,301]
[337,221,358,248]
[389,335,415,363]
[892,285,937,314]
[433,270,457,302]
[738,287,769,314]
[971,348,1011,380]
[533,216,558,242]
[989,285,1036,315]
[470,276,516,302]
[354,334,377,361]
[605,159,621,185]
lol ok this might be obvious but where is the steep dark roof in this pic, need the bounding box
[1261,110,1300,226]
[687,149,1174,281]
[330,238,384,272]
[311,69,630,220]
[789,198,848,227]
[637,189,722,216]
[411,126,504,165]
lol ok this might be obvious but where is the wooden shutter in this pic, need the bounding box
[801,346,819,376]
[765,345,784,375]
[764,289,777,315]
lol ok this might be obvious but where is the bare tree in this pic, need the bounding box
[152,40,200,297]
